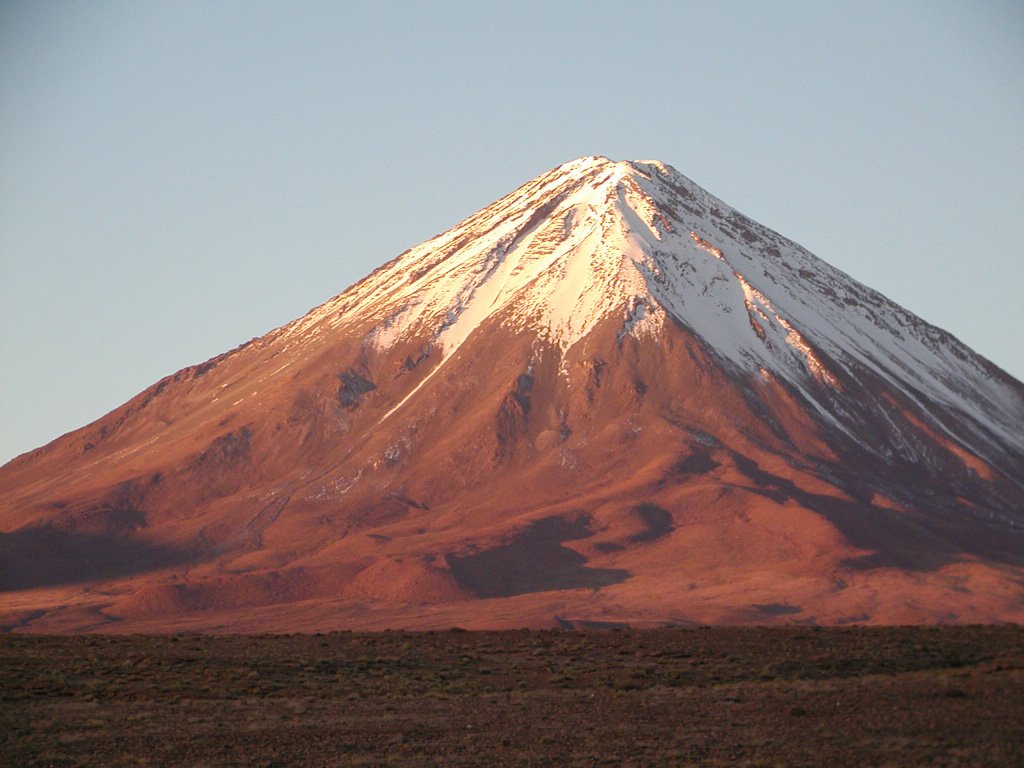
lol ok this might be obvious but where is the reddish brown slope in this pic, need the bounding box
[3,156,1024,632]
[2,305,1023,632]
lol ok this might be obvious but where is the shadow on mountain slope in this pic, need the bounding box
[0,526,193,592]
[730,451,1024,571]
[448,516,630,598]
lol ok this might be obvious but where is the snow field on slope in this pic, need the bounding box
[275,156,1024,460]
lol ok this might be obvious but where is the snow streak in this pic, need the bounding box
[275,156,1024,459]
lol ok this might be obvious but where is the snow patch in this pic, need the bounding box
[275,156,1024,464]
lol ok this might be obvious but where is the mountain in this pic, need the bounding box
[3,156,1023,632]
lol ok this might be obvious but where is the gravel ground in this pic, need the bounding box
[2,625,1023,767]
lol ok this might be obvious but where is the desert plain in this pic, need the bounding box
[3,624,1023,767]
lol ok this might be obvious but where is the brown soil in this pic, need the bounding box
[3,625,1023,767]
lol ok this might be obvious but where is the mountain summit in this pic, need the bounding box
[3,157,1023,631]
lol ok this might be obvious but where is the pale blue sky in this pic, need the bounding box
[2,1,1023,464]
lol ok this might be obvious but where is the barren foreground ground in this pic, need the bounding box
[2,626,1023,767]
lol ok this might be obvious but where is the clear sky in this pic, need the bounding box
[2,1,1023,465]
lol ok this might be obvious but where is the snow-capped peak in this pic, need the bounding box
[279,157,1024,460]
[290,156,676,358]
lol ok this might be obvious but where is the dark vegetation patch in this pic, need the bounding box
[1,626,1022,767]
